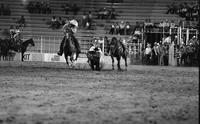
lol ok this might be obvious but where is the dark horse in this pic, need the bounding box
[107,37,128,70]
[62,34,80,67]
[0,38,35,61]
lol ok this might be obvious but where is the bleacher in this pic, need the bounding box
[0,0,197,53]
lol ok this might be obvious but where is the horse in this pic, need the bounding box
[20,38,35,61]
[0,38,11,60]
[107,37,128,70]
[0,38,35,61]
[62,34,79,67]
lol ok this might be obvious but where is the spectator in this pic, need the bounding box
[125,22,131,35]
[188,35,197,45]
[50,16,58,29]
[87,11,93,29]
[115,22,120,35]
[17,15,26,27]
[152,42,159,65]
[109,22,115,35]
[9,25,15,39]
[144,43,152,65]
[119,21,125,35]
[82,11,87,28]
[57,17,65,28]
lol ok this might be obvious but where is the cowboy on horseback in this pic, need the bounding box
[57,19,81,56]
[10,25,22,46]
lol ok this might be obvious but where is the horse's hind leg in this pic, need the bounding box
[124,57,128,71]
[21,52,24,62]
[65,55,69,66]
[111,56,114,70]
[117,57,121,71]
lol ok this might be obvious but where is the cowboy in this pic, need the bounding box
[57,19,81,56]
[13,26,22,46]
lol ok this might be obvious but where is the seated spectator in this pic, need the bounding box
[125,22,131,35]
[58,17,65,27]
[16,15,26,27]
[144,19,154,32]
[115,22,120,35]
[109,22,115,35]
[9,25,15,39]
[81,11,87,28]
[119,21,125,35]
[86,11,93,29]
[49,16,59,29]
[133,21,143,38]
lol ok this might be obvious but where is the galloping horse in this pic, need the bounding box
[62,33,80,67]
[107,37,128,70]
[0,38,35,61]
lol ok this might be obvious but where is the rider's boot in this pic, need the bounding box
[57,51,63,56]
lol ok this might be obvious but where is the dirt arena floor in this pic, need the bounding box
[0,61,199,124]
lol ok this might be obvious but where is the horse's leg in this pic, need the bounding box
[117,57,121,70]
[111,56,114,70]
[21,52,24,62]
[124,56,127,71]
[65,54,69,66]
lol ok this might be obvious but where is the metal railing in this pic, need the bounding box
[22,35,92,54]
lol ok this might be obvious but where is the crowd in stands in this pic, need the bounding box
[96,7,117,20]
[81,11,93,30]
[0,3,11,16]
[46,16,66,30]
[109,21,144,36]
[27,1,51,14]
[166,1,199,21]
[61,3,80,15]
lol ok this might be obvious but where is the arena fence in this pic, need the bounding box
[22,35,92,54]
